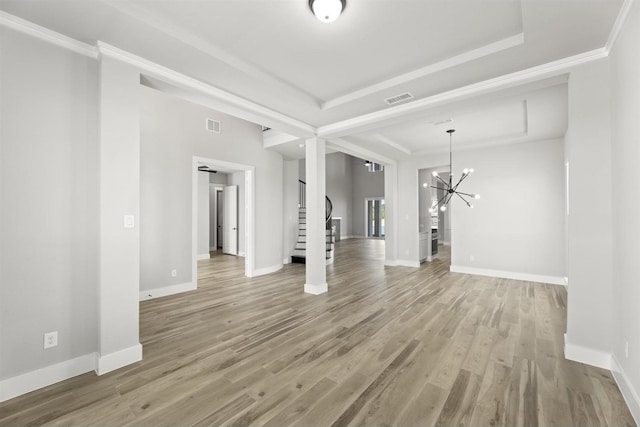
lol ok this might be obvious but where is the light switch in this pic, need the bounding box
[124,215,135,228]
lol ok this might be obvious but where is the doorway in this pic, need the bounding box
[366,198,385,239]
[216,189,223,249]
[192,156,255,281]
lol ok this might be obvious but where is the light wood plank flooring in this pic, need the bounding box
[0,239,635,426]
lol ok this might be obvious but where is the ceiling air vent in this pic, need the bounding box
[206,118,221,133]
[385,92,414,106]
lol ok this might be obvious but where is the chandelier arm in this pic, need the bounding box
[430,185,447,191]
[454,191,472,207]
[443,192,454,206]
[453,173,470,189]
[456,191,477,198]
[451,174,471,194]
[435,175,450,188]
[436,193,449,206]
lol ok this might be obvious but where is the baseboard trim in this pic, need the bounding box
[611,355,640,425]
[96,343,142,376]
[396,259,421,268]
[564,334,611,370]
[304,283,328,295]
[384,259,398,267]
[283,257,291,265]
[449,265,566,285]
[238,251,246,257]
[342,235,364,240]
[0,353,97,403]
[251,264,283,277]
[139,281,196,301]
[197,253,210,260]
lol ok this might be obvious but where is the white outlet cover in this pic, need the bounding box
[124,215,135,228]
[44,331,58,349]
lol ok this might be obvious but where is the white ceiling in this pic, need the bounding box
[0,0,624,161]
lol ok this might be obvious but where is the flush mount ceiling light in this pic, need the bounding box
[429,129,479,212]
[309,0,346,23]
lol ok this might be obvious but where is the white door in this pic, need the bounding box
[223,185,238,255]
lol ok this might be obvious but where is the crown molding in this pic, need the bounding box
[605,0,635,52]
[317,48,607,139]
[106,1,321,107]
[321,33,525,111]
[97,42,316,136]
[0,11,97,58]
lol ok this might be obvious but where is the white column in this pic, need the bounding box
[97,54,142,374]
[384,163,398,266]
[304,137,327,294]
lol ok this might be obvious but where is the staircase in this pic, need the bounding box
[291,180,334,264]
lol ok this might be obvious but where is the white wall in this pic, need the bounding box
[398,137,566,278]
[300,153,356,238]
[450,139,566,280]
[609,1,640,419]
[326,153,353,237]
[283,160,299,263]
[0,29,99,380]
[140,85,283,292]
[564,59,614,363]
[397,152,449,263]
[197,171,210,257]
[351,156,385,237]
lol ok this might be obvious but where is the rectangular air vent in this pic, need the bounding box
[385,92,414,105]
[206,118,221,133]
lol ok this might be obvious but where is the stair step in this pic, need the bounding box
[290,255,333,265]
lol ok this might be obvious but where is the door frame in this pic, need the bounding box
[192,156,255,282]
[364,197,385,239]
[209,184,224,251]
[222,185,238,255]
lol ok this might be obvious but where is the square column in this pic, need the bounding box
[304,137,327,294]
[97,54,142,374]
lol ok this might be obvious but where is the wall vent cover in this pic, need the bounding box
[206,118,221,133]
[385,92,414,105]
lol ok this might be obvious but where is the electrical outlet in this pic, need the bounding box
[625,341,629,358]
[44,331,58,349]
[171,269,177,277]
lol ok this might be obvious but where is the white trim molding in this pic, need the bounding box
[0,11,98,58]
[321,33,525,110]
[396,259,421,268]
[96,343,143,376]
[611,355,640,425]
[450,265,566,286]
[97,42,315,137]
[139,281,197,301]
[304,283,328,295]
[318,48,607,139]
[250,264,283,277]
[197,253,211,261]
[0,353,97,403]
[606,0,636,52]
[564,334,612,370]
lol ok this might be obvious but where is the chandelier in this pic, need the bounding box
[428,129,479,213]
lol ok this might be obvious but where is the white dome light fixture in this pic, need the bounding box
[309,0,346,23]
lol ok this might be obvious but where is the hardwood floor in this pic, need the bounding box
[0,239,635,426]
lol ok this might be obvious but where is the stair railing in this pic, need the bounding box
[298,179,332,227]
